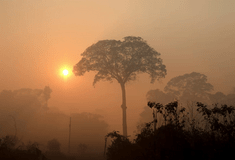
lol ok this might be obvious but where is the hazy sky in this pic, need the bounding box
[1,0,235,135]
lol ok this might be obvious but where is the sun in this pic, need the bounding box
[63,69,69,76]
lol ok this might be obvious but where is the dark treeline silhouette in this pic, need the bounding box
[0,134,77,160]
[0,135,48,160]
[105,101,235,160]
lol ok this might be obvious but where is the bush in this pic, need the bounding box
[0,135,47,160]
[105,101,235,160]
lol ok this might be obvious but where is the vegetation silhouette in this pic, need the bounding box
[73,36,167,137]
[143,72,235,131]
[141,72,214,128]
[0,135,48,160]
[105,101,235,160]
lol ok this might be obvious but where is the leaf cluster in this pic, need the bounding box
[148,101,186,129]
[196,102,235,138]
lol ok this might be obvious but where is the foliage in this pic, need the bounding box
[73,36,166,86]
[135,124,190,160]
[148,101,187,129]
[0,135,47,160]
[105,131,141,160]
[164,72,213,103]
[106,101,235,160]
[142,72,215,131]
[196,102,235,137]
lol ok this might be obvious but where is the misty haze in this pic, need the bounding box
[1,1,235,160]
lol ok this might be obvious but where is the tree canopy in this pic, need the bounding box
[73,36,167,86]
[164,72,214,103]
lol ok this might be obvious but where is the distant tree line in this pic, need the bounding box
[0,86,109,154]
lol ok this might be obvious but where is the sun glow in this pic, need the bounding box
[60,66,73,79]
[63,69,69,76]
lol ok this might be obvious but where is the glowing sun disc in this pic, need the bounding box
[63,69,69,76]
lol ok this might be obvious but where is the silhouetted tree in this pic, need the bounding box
[164,72,214,104]
[73,36,167,137]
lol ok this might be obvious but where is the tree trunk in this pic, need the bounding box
[120,82,127,137]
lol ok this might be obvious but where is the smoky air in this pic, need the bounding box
[0,1,235,160]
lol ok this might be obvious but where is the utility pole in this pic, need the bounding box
[68,117,71,154]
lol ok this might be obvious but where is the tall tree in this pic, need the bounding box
[73,36,167,137]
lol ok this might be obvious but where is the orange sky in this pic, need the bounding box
[1,0,235,136]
